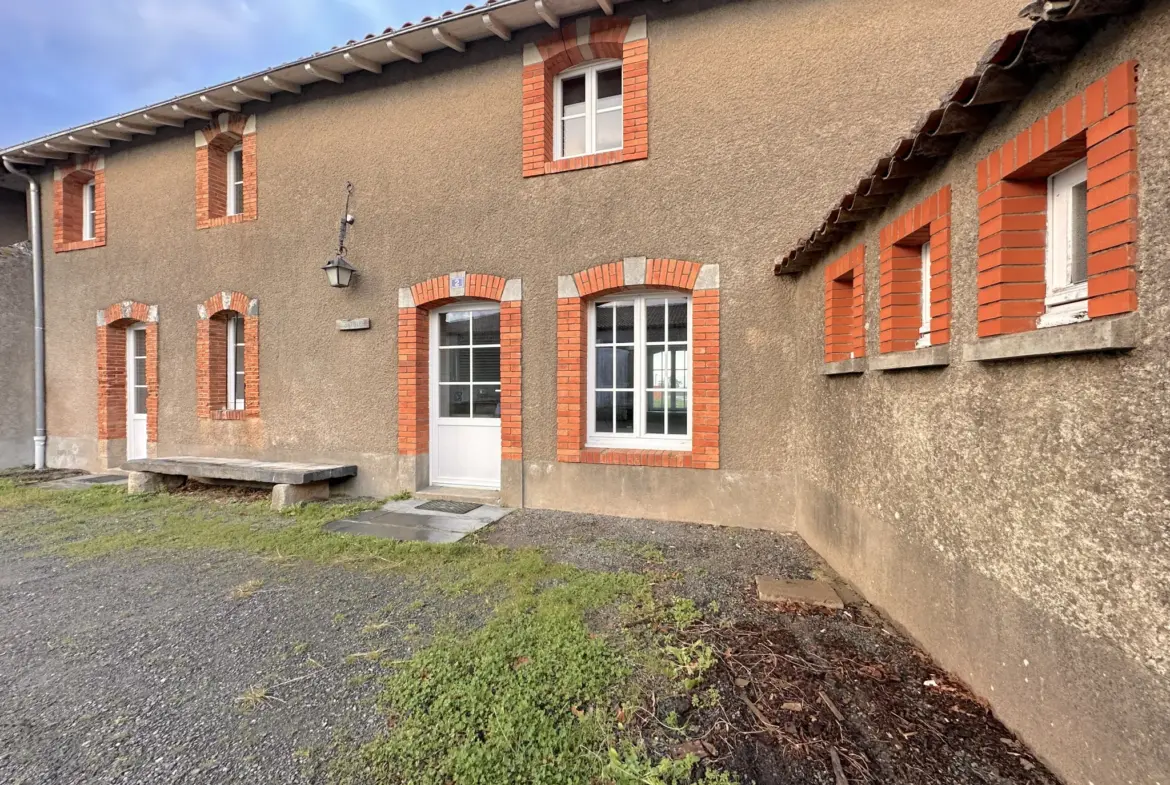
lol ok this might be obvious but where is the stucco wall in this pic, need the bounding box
[36,0,1026,526]
[0,243,33,468]
[0,189,28,246]
[789,6,1170,782]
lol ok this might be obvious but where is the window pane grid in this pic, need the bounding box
[556,62,623,160]
[438,310,501,419]
[589,295,691,447]
[227,315,246,410]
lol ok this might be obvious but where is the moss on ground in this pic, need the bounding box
[0,479,735,784]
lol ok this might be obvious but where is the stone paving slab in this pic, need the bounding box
[326,498,513,543]
[122,457,357,485]
[756,576,844,610]
[35,474,128,491]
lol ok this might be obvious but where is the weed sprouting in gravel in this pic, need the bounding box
[231,579,264,600]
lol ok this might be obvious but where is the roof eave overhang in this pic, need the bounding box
[1,0,627,167]
[774,0,1144,276]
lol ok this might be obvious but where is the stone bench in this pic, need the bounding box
[121,457,358,510]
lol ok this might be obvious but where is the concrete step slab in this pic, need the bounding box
[756,576,844,610]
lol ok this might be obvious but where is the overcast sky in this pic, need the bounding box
[0,0,455,148]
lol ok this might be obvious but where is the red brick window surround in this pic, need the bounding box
[879,186,952,353]
[824,246,866,363]
[54,156,106,253]
[522,16,648,177]
[397,273,523,462]
[196,291,259,420]
[97,301,159,462]
[196,114,257,229]
[976,60,1139,337]
[557,258,720,469]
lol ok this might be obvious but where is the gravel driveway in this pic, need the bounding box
[0,548,475,785]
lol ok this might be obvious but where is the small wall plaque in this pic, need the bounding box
[337,318,371,331]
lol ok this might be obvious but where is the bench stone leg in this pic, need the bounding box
[127,471,185,495]
[271,481,330,511]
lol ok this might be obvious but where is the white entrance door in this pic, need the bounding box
[430,304,502,489]
[126,325,148,460]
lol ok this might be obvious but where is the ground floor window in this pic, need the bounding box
[588,293,691,450]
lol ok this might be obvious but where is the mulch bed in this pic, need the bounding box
[643,595,1059,785]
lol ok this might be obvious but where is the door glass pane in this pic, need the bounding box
[595,347,613,388]
[441,385,471,417]
[595,306,613,344]
[134,329,146,356]
[595,391,613,433]
[473,385,501,418]
[135,357,147,385]
[440,312,471,346]
[1071,180,1088,285]
[646,391,665,434]
[646,302,665,343]
[440,348,470,382]
[472,310,500,345]
[615,304,635,344]
[562,75,586,109]
[596,67,622,106]
[668,393,688,435]
[234,342,244,370]
[134,386,147,416]
[668,300,688,342]
[472,346,501,384]
[562,116,586,158]
[234,372,245,405]
[614,347,634,389]
[615,391,634,434]
[233,182,245,215]
[596,110,622,152]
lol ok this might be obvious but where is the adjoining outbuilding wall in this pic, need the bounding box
[789,5,1170,782]
[33,0,1026,527]
[0,188,28,246]
[0,242,33,468]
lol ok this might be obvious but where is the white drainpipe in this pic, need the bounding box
[4,159,47,469]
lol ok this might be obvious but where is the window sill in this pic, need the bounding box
[822,358,866,376]
[197,212,257,230]
[870,345,950,372]
[577,446,694,468]
[963,313,1139,363]
[209,409,254,421]
[523,148,647,178]
[54,237,105,253]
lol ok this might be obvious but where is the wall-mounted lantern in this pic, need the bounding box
[323,181,357,288]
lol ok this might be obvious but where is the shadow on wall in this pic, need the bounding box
[0,241,34,468]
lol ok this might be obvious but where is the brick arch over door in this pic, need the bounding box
[96,301,159,464]
[397,273,522,461]
[557,258,720,468]
[196,291,259,420]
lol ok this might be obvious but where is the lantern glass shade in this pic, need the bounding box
[323,255,357,288]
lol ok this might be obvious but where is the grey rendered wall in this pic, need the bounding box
[35,0,1026,526]
[789,6,1170,782]
[0,243,33,468]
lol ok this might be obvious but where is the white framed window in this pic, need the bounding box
[1041,158,1089,327]
[554,60,623,160]
[435,306,502,420]
[226,314,246,410]
[587,293,691,451]
[82,180,97,240]
[916,242,932,349]
[226,144,244,216]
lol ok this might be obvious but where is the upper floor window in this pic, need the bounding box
[226,144,245,217]
[555,61,623,160]
[917,243,931,348]
[226,313,246,410]
[82,181,97,241]
[588,293,690,450]
[1042,159,1089,326]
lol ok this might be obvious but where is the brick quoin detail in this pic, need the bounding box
[522,16,648,177]
[196,291,259,420]
[96,302,158,446]
[398,274,522,461]
[824,246,866,363]
[976,61,1139,337]
[557,259,719,469]
[54,156,106,253]
[196,114,258,230]
[879,186,952,352]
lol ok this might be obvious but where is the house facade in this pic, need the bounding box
[2,0,1167,781]
[0,184,31,468]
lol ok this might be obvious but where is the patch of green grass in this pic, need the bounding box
[0,481,739,785]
